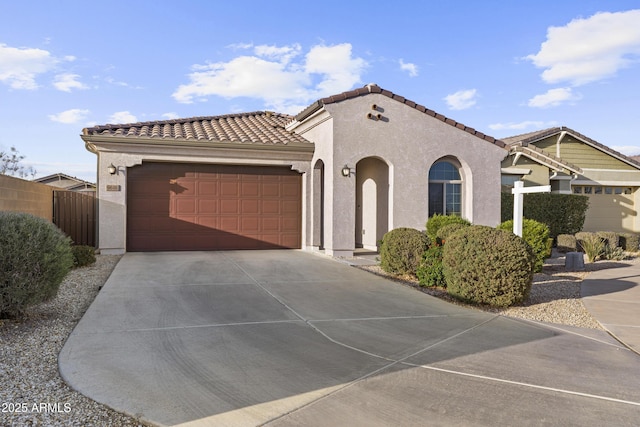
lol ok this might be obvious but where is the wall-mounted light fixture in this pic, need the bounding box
[107,163,117,175]
[341,164,353,177]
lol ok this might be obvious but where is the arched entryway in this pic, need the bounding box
[355,157,389,251]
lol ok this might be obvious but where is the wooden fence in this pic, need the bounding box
[53,191,97,247]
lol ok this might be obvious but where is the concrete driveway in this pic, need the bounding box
[60,251,640,426]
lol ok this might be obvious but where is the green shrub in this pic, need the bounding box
[416,245,446,288]
[556,234,577,253]
[603,245,626,261]
[0,212,73,318]
[501,192,589,239]
[443,225,534,307]
[579,233,605,262]
[575,231,592,252]
[72,245,96,267]
[620,233,640,252]
[380,228,429,276]
[497,219,550,273]
[435,222,470,244]
[596,231,619,249]
[426,214,471,242]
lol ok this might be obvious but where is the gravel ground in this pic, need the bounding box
[0,255,146,427]
[359,251,640,330]
[1,252,635,426]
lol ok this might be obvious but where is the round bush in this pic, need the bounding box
[497,219,550,273]
[72,245,96,267]
[426,214,471,242]
[443,225,534,307]
[435,222,470,244]
[0,212,73,318]
[416,244,445,288]
[380,228,429,276]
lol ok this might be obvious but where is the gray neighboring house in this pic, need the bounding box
[34,173,96,194]
[82,84,507,255]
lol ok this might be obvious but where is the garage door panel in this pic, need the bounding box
[127,163,301,251]
[198,199,218,214]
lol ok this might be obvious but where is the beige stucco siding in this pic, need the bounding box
[306,94,506,254]
[579,189,637,233]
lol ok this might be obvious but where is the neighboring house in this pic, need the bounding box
[34,173,96,194]
[81,84,507,255]
[501,127,640,233]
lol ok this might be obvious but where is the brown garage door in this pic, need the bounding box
[127,162,302,251]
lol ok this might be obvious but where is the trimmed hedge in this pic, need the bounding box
[620,233,640,252]
[497,219,550,273]
[0,212,73,318]
[380,228,429,276]
[416,244,446,288]
[426,214,471,242]
[72,245,96,267]
[435,222,470,244]
[443,225,534,307]
[556,234,577,253]
[501,192,589,239]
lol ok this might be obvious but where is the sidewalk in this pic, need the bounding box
[581,260,640,354]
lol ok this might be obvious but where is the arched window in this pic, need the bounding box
[429,161,462,217]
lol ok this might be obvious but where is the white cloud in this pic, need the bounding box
[53,73,88,92]
[528,87,581,108]
[172,43,367,114]
[399,59,418,77]
[108,111,137,123]
[526,10,640,86]
[162,112,180,120]
[48,108,90,124]
[444,89,478,110]
[0,43,58,89]
[488,121,556,131]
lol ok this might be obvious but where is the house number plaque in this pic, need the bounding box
[106,185,121,192]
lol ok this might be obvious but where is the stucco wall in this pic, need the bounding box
[300,94,507,255]
[0,174,53,220]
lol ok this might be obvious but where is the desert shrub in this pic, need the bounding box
[0,212,73,318]
[501,192,588,239]
[556,234,577,253]
[416,244,446,288]
[579,233,605,262]
[575,231,593,252]
[620,233,640,252]
[426,214,471,242]
[596,231,619,249]
[379,228,429,276]
[603,245,626,261]
[435,222,470,245]
[72,245,96,267]
[442,225,534,307]
[497,219,550,273]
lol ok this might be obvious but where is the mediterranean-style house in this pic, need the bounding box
[501,127,640,233]
[82,84,507,255]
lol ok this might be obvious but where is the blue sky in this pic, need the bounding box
[1,0,639,182]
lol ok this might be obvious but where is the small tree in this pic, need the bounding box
[0,146,36,178]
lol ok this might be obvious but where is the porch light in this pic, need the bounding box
[341,165,352,177]
[107,163,117,175]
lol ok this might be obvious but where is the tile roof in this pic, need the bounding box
[504,126,640,169]
[83,112,311,146]
[293,83,507,148]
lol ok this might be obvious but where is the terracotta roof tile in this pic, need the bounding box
[83,112,311,146]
